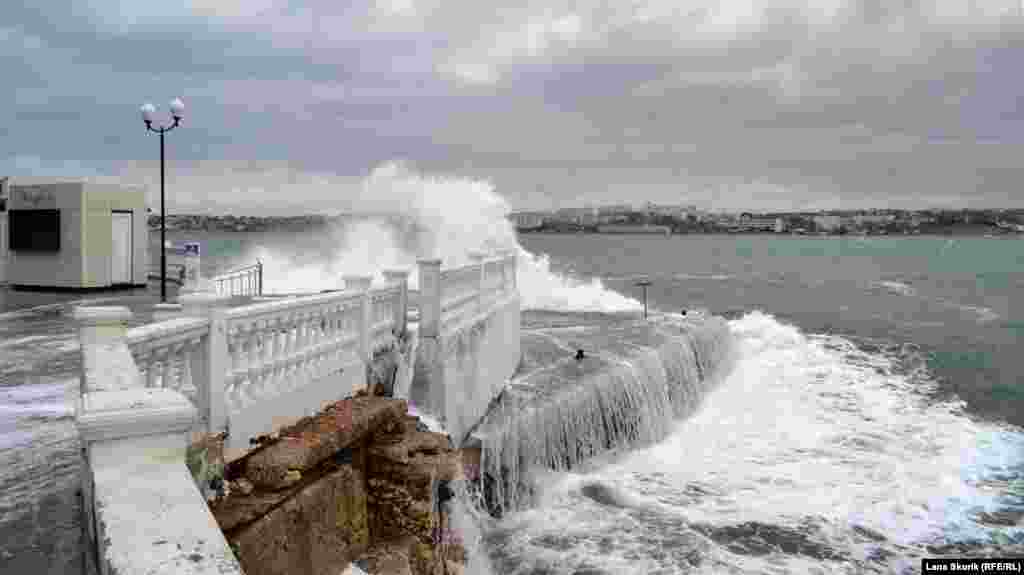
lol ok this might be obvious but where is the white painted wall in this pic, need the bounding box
[411,294,521,445]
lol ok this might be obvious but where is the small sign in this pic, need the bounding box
[166,240,203,289]
[13,186,57,210]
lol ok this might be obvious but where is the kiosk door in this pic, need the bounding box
[111,211,133,285]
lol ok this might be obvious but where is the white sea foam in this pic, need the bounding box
[954,303,1000,323]
[875,280,916,296]
[484,311,1024,574]
[236,162,640,312]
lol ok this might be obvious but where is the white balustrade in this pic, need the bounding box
[103,253,513,452]
[72,246,518,575]
[211,261,263,297]
[126,317,212,416]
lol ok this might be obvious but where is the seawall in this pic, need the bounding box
[464,312,736,515]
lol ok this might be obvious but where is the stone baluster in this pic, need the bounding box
[144,352,159,388]
[260,319,274,392]
[269,317,284,391]
[298,312,312,384]
[171,342,187,390]
[281,314,296,387]
[179,341,194,394]
[383,268,411,336]
[159,346,174,390]
[343,275,373,366]
[177,291,231,435]
[246,321,262,395]
[417,259,442,339]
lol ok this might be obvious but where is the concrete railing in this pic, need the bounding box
[122,271,410,452]
[74,249,518,575]
[413,249,520,444]
[211,261,263,297]
[417,250,517,339]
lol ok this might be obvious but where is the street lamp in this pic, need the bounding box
[140,98,185,303]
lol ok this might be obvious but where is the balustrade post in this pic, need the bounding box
[383,268,411,336]
[417,259,442,338]
[468,250,486,315]
[74,306,136,393]
[343,275,373,363]
[177,292,232,435]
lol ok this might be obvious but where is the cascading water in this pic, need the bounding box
[391,326,419,400]
[471,313,736,517]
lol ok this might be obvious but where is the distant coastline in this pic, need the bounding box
[147,212,1024,237]
[516,224,1020,237]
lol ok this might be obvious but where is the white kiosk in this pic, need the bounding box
[6,181,148,290]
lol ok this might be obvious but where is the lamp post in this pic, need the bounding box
[635,279,651,319]
[140,98,185,303]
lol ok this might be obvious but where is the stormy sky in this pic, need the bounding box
[3,1,1024,214]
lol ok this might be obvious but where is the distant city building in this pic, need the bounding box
[554,207,599,226]
[814,215,842,231]
[508,212,547,230]
[852,214,895,226]
[732,212,779,232]
[597,204,632,215]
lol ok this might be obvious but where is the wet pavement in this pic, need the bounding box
[0,282,186,575]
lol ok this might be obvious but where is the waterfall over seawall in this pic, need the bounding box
[470,312,736,515]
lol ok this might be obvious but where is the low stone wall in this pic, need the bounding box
[75,306,245,575]
[201,395,466,575]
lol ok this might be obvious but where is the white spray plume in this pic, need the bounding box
[246,161,641,312]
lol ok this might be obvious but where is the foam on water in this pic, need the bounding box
[875,280,916,296]
[480,311,1024,574]
[475,314,735,515]
[232,162,640,313]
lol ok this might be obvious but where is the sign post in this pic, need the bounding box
[635,279,652,320]
[181,242,201,292]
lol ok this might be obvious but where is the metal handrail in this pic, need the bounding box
[148,263,187,285]
[210,260,262,296]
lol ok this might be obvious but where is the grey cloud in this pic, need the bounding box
[5,0,1024,213]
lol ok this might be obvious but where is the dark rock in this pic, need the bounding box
[228,464,369,575]
[244,397,407,489]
